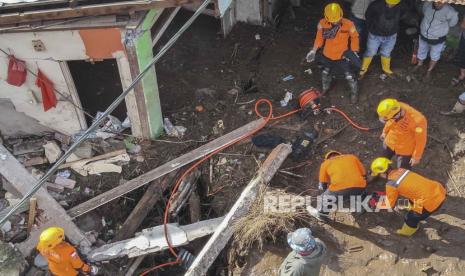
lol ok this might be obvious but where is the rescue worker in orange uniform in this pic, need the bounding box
[314,151,367,217]
[306,3,360,103]
[37,227,98,276]
[377,98,427,170]
[371,157,446,236]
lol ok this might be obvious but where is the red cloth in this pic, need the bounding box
[35,70,57,111]
[7,55,27,87]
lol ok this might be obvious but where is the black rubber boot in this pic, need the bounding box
[345,73,358,103]
[322,68,332,94]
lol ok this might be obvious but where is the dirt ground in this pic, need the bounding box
[150,1,465,275]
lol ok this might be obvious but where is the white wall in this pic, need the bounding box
[0,31,88,136]
[235,0,262,25]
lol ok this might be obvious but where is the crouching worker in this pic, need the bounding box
[37,227,98,276]
[310,151,367,218]
[279,228,326,276]
[377,98,427,169]
[306,3,360,103]
[370,157,446,237]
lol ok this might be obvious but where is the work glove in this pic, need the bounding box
[90,265,99,276]
[318,182,327,191]
[306,49,317,63]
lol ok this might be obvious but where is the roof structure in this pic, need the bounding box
[0,0,202,26]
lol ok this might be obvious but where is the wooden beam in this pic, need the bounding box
[113,171,178,241]
[185,143,292,276]
[26,198,37,235]
[151,7,181,48]
[0,0,203,25]
[0,145,91,256]
[67,119,264,218]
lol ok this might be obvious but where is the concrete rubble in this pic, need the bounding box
[88,217,224,262]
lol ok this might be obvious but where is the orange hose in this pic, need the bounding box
[325,107,371,131]
[140,98,372,275]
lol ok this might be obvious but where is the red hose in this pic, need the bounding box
[140,98,371,275]
[325,107,371,131]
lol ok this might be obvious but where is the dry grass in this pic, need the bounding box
[232,186,309,252]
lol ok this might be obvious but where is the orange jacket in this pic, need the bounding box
[384,169,445,213]
[383,103,427,160]
[313,18,359,61]
[319,154,367,191]
[38,242,90,276]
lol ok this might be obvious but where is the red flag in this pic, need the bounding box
[35,70,57,111]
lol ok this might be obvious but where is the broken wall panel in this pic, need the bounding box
[0,144,91,256]
[88,217,224,262]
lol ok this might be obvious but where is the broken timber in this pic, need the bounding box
[67,119,264,218]
[185,143,292,276]
[0,145,91,256]
[88,217,224,262]
[113,171,178,241]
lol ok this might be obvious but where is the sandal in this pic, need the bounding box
[451,76,465,86]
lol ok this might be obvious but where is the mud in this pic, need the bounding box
[151,2,465,275]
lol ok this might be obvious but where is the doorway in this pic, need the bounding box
[67,59,127,126]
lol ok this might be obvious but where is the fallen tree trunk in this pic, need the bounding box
[67,119,264,218]
[88,217,224,262]
[185,143,292,276]
[0,145,91,256]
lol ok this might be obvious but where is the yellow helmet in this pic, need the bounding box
[37,227,64,251]
[377,98,401,121]
[370,157,392,176]
[385,0,401,5]
[324,150,341,160]
[324,3,343,23]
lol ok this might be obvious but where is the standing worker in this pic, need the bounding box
[377,98,427,170]
[414,1,458,79]
[350,0,375,52]
[278,228,326,276]
[370,157,446,236]
[360,0,405,78]
[37,227,98,276]
[306,3,360,103]
[314,151,367,217]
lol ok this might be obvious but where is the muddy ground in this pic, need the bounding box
[150,1,465,275]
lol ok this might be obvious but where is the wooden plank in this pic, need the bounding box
[113,171,178,241]
[151,7,181,47]
[0,145,91,256]
[67,119,264,218]
[0,0,203,25]
[185,143,292,276]
[125,256,145,276]
[58,149,126,169]
[27,198,37,235]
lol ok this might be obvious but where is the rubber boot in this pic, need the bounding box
[321,68,332,94]
[359,56,373,79]
[396,223,418,237]
[345,73,358,103]
[381,56,394,75]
